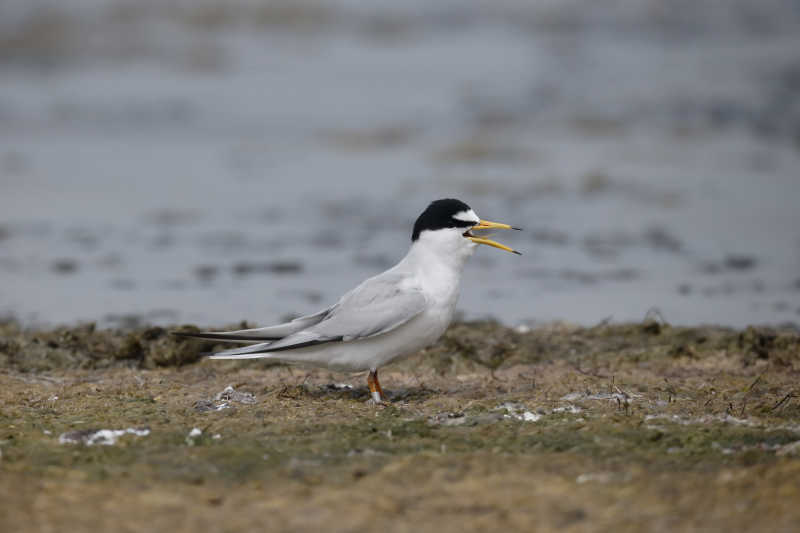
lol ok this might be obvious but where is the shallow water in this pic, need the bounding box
[1,0,799,328]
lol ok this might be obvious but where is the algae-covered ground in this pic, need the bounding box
[1,320,799,532]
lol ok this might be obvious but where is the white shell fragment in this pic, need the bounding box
[186,427,203,446]
[58,427,150,446]
[495,402,541,422]
[214,385,256,405]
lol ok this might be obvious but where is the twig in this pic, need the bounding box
[770,391,795,412]
[746,374,763,392]
[664,378,676,403]
[614,385,631,415]
[739,373,766,417]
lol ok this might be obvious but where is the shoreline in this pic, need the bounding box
[0,318,800,372]
[2,319,799,372]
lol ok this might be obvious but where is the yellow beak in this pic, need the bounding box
[467,219,522,255]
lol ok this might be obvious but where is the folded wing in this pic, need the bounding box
[207,272,427,359]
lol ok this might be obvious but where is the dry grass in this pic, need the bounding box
[1,321,799,532]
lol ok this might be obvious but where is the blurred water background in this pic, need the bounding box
[1,0,799,329]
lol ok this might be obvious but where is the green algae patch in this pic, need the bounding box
[1,321,800,532]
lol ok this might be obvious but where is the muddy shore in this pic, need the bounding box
[1,320,799,532]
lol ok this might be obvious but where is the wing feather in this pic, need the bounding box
[172,307,334,343]
[206,271,427,358]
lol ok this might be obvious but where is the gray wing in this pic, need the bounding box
[315,272,428,341]
[209,272,427,358]
[172,307,334,343]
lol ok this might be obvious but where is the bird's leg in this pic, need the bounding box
[367,370,384,403]
[374,370,385,399]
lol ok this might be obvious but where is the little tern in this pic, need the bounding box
[174,198,521,403]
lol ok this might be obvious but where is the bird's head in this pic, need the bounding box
[411,199,521,260]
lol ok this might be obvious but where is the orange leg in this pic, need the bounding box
[367,370,384,403]
[374,370,385,398]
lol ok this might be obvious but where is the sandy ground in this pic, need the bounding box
[1,321,799,532]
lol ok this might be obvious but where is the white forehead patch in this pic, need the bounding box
[453,209,480,223]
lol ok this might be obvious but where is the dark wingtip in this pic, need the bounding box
[512,250,522,255]
[512,226,522,231]
[171,330,283,342]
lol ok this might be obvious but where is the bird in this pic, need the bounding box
[173,198,521,403]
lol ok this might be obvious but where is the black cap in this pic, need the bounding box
[412,199,475,241]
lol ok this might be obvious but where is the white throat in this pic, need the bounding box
[395,229,475,306]
[405,231,474,271]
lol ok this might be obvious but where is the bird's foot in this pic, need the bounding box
[366,390,391,407]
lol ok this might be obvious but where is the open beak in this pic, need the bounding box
[465,220,522,255]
